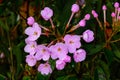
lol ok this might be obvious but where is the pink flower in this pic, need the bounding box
[25,22,41,41]
[71,4,80,13]
[49,45,58,60]
[38,63,52,75]
[111,12,116,17]
[63,55,71,63]
[35,45,50,61]
[56,60,66,70]
[79,19,86,27]
[84,14,90,20]
[26,54,37,67]
[50,43,68,60]
[92,10,98,18]
[82,29,94,43]
[24,41,37,55]
[102,5,107,10]
[114,2,119,8]
[27,16,35,25]
[41,7,53,21]
[64,34,81,53]
[73,49,86,62]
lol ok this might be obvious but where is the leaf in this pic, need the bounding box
[0,19,9,31]
[104,48,114,65]
[0,74,6,80]
[98,60,110,80]
[85,43,105,55]
[111,43,120,59]
[22,76,31,80]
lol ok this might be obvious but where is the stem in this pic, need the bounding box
[96,17,103,30]
[7,33,14,80]
[50,18,55,30]
[110,38,120,43]
[66,12,74,29]
[66,24,79,33]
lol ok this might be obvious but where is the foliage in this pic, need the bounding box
[0,0,120,80]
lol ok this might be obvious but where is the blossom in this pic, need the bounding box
[71,4,80,13]
[49,45,58,60]
[84,14,90,20]
[56,60,66,70]
[24,41,37,55]
[35,45,50,61]
[82,29,94,43]
[25,22,41,41]
[92,10,98,18]
[111,12,116,17]
[26,54,37,67]
[73,49,86,62]
[27,16,35,25]
[63,55,71,63]
[79,19,86,27]
[102,5,107,10]
[50,43,68,60]
[114,2,119,8]
[41,7,53,21]
[64,34,81,53]
[38,63,52,75]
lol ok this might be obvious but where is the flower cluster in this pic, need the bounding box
[24,3,94,75]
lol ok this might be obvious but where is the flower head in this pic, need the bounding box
[24,41,37,55]
[79,19,86,27]
[26,54,37,67]
[73,49,86,62]
[50,43,68,60]
[71,4,80,13]
[35,45,50,61]
[82,29,94,43]
[111,12,116,17]
[92,10,98,18]
[56,60,66,70]
[41,7,53,21]
[38,63,52,75]
[64,34,81,53]
[114,2,119,8]
[27,16,35,25]
[25,23,41,41]
[84,14,90,20]
[102,5,107,10]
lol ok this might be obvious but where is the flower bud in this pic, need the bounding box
[71,4,80,13]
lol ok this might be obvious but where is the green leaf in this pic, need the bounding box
[111,43,120,59]
[85,43,105,55]
[0,74,6,80]
[104,48,114,65]
[22,76,31,80]
[98,60,110,80]
[0,19,9,31]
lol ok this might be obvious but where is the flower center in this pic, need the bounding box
[42,49,46,53]
[57,47,61,52]
[34,31,38,35]
[69,40,74,44]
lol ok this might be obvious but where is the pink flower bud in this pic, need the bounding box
[91,10,98,18]
[27,16,35,25]
[102,5,107,10]
[84,14,90,20]
[41,7,53,21]
[79,19,86,27]
[114,2,119,8]
[71,4,80,13]
[82,29,94,43]
[111,12,116,17]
